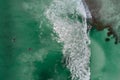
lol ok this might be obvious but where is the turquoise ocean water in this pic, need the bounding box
[0,0,120,80]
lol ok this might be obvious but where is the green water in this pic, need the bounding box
[1,0,120,80]
[90,28,120,80]
[0,0,71,80]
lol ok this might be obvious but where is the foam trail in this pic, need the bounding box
[45,0,91,80]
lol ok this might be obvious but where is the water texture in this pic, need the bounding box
[1,0,120,80]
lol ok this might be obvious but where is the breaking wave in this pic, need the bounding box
[45,0,91,80]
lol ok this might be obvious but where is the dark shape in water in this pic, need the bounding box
[105,38,110,42]
[28,48,32,51]
[12,38,16,43]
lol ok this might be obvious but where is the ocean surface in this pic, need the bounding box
[0,0,120,80]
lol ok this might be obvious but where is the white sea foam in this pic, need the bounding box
[45,0,91,80]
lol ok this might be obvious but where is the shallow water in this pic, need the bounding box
[0,0,120,80]
[90,28,120,80]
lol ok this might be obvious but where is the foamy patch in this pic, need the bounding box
[45,0,91,80]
